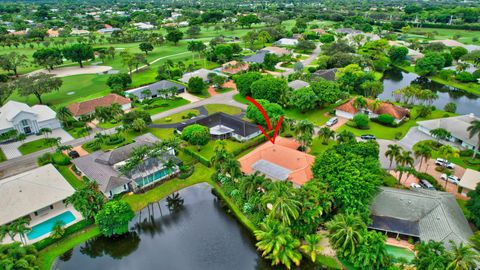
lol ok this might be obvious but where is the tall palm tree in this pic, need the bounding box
[301,234,323,262]
[294,120,315,151]
[414,143,432,171]
[467,120,480,159]
[327,213,366,257]
[336,130,356,144]
[10,217,31,245]
[352,96,368,111]
[370,99,381,112]
[57,106,72,127]
[254,218,302,269]
[447,241,480,270]
[395,150,415,183]
[385,144,401,169]
[318,127,335,145]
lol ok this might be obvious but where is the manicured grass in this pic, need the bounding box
[147,128,176,140]
[36,225,100,270]
[82,135,134,153]
[285,104,338,126]
[0,148,6,163]
[18,138,51,155]
[153,109,200,124]
[96,121,121,130]
[429,75,480,96]
[141,98,190,115]
[233,93,249,104]
[204,104,242,115]
[185,139,244,161]
[410,28,480,45]
[309,137,335,156]
[55,165,86,190]
[337,108,455,140]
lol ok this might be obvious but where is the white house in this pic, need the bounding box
[459,169,480,196]
[179,69,227,84]
[274,38,298,47]
[0,101,61,136]
[417,114,479,152]
[133,22,154,30]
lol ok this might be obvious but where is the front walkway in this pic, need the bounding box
[0,129,74,160]
[178,92,201,103]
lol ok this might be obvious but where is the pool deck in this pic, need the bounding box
[386,237,415,252]
[1,206,83,245]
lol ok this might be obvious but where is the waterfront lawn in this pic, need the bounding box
[204,104,242,115]
[55,165,86,190]
[337,108,455,140]
[153,109,200,124]
[0,148,6,163]
[18,138,51,155]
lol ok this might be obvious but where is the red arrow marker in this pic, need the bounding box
[246,96,284,144]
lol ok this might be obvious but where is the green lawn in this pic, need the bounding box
[55,165,86,190]
[309,137,335,156]
[153,109,200,124]
[410,28,480,45]
[18,138,52,155]
[141,98,190,115]
[96,121,121,130]
[337,108,455,140]
[185,139,245,161]
[233,93,249,104]
[204,104,242,115]
[285,104,338,126]
[0,148,6,163]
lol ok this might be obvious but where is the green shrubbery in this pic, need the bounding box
[38,152,71,166]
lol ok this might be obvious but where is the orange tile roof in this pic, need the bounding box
[312,28,327,34]
[67,94,131,117]
[221,61,249,75]
[336,98,409,120]
[238,137,314,186]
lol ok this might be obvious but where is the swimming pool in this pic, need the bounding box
[27,211,76,240]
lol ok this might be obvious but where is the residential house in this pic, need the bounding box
[125,80,185,100]
[0,101,61,136]
[288,80,310,90]
[73,133,182,197]
[176,112,260,142]
[335,98,409,123]
[70,29,90,35]
[369,187,473,249]
[133,22,154,30]
[261,46,292,56]
[345,32,380,46]
[274,38,299,47]
[67,94,131,119]
[178,21,189,27]
[238,137,314,186]
[335,28,363,35]
[179,69,226,83]
[0,164,81,244]
[459,169,480,196]
[220,61,249,75]
[312,68,337,81]
[97,27,121,34]
[47,28,60,37]
[417,114,479,152]
[242,50,268,64]
[311,28,327,35]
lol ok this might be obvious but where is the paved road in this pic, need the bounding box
[0,90,246,179]
[273,44,322,77]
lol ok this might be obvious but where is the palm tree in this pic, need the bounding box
[395,150,415,183]
[318,127,335,145]
[385,144,401,169]
[57,106,73,127]
[447,241,480,270]
[294,120,315,151]
[414,143,432,171]
[438,145,460,165]
[210,140,229,171]
[262,182,301,226]
[352,96,367,111]
[430,128,451,144]
[370,99,381,112]
[467,120,480,159]
[301,234,323,262]
[10,217,31,245]
[39,127,52,139]
[254,218,302,269]
[326,213,366,257]
[336,130,356,144]
[224,156,241,178]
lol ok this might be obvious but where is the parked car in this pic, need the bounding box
[360,134,376,140]
[326,117,338,127]
[435,158,455,169]
[419,179,435,190]
[410,183,422,189]
[68,150,80,159]
[441,174,460,185]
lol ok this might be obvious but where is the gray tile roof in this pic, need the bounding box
[288,80,310,90]
[243,51,267,64]
[251,160,291,181]
[125,80,185,98]
[370,187,473,249]
[417,114,479,147]
[312,68,337,81]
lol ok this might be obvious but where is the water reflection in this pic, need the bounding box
[380,68,480,115]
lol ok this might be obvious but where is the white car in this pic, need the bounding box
[441,174,460,185]
[410,183,422,189]
[435,158,455,169]
[326,117,338,127]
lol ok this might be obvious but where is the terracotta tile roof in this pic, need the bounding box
[312,28,327,34]
[221,61,249,75]
[336,98,409,120]
[67,94,131,117]
[238,137,314,186]
[261,46,291,56]
[47,29,59,37]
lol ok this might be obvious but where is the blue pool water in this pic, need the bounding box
[135,168,172,187]
[27,211,76,240]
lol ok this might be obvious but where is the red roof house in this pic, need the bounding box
[67,94,131,118]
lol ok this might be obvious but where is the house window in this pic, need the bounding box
[21,119,29,126]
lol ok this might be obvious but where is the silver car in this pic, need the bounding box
[326,117,338,127]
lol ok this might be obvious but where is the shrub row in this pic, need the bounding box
[183,147,211,167]
[231,135,269,156]
[38,152,71,166]
[33,219,94,251]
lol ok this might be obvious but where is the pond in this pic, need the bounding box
[53,183,322,270]
[380,68,480,116]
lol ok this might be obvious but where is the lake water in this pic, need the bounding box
[380,68,480,116]
[53,183,321,270]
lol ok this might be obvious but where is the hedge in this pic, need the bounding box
[231,134,269,156]
[182,147,211,167]
[34,219,93,251]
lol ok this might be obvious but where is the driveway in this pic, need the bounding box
[272,44,321,77]
[0,129,74,160]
